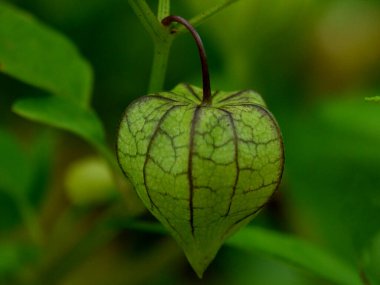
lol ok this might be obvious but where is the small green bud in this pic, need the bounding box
[65,157,117,206]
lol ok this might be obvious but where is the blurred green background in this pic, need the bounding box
[0,0,380,284]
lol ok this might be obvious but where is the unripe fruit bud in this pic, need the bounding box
[65,157,117,206]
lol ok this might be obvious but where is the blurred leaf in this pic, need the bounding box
[181,0,240,31]
[365,96,380,102]
[186,0,315,104]
[0,128,32,196]
[0,241,38,279]
[27,131,55,206]
[23,0,112,28]
[0,128,49,235]
[0,1,92,107]
[221,248,321,285]
[0,128,54,202]
[117,220,361,285]
[284,97,380,267]
[226,227,362,285]
[0,192,21,231]
[361,232,380,285]
[316,98,380,251]
[0,243,21,276]
[12,96,106,148]
[319,98,380,143]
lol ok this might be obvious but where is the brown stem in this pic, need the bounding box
[162,15,211,104]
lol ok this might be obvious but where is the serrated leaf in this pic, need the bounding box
[0,2,92,106]
[12,96,105,148]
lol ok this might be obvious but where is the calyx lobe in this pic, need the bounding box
[117,83,284,277]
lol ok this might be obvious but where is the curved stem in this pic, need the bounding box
[162,15,211,104]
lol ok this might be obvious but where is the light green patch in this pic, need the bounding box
[365,96,380,103]
[117,83,284,277]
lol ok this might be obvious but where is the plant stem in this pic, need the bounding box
[157,0,170,21]
[129,0,239,93]
[128,0,165,41]
[148,36,173,93]
[178,0,240,34]
[128,0,172,93]
[150,0,172,93]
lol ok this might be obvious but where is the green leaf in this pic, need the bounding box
[226,227,362,285]
[12,96,105,148]
[0,2,92,106]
